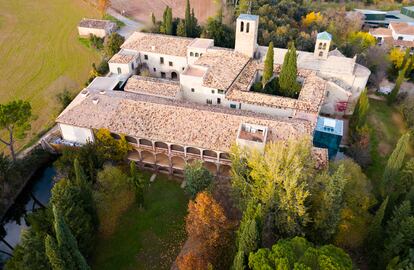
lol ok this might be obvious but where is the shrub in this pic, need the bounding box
[94,165,135,236]
[184,160,214,198]
[399,96,414,129]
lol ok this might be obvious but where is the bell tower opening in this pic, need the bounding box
[235,14,259,58]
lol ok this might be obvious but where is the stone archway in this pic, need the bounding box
[171,71,178,80]
[156,153,170,167]
[203,161,217,175]
[141,151,155,164]
[171,156,186,170]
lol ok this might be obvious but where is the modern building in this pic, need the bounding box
[55,14,371,176]
[313,117,344,159]
[78,18,117,38]
[370,22,414,50]
[355,6,414,27]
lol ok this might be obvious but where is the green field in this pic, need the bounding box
[90,174,188,270]
[0,0,101,150]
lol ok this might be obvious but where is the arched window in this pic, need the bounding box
[318,42,323,50]
[319,51,323,57]
[246,22,250,33]
[195,52,199,57]
[323,43,327,49]
[240,21,244,32]
[190,52,194,56]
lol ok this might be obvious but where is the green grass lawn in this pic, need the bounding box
[366,99,412,189]
[0,0,101,151]
[90,173,188,270]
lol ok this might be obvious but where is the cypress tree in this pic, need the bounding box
[262,42,274,87]
[185,0,192,37]
[232,250,245,270]
[46,206,91,270]
[238,219,260,254]
[381,133,411,198]
[151,12,156,27]
[279,43,299,97]
[129,162,145,208]
[165,7,173,35]
[350,88,369,131]
[177,19,186,37]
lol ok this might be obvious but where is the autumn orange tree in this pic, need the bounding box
[98,0,109,16]
[177,192,233,270]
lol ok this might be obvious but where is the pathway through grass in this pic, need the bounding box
[90,173,188,270]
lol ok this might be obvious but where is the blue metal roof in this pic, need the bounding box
[238,14,259,21]
[315,117,343,136]
[317,31,332,41]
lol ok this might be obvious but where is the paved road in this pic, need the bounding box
[107,8,144,38]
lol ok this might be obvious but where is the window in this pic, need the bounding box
[217,98,221,104]
[191,88,195,92]
[190,52,194,56]
[182,67,185,71]
[319,51,323,57]
[153,68,156,72]
[131,62,134,69]
[326,91,330,97]
[246,22,250,33]
[200,53,203,56]
[206,99,212,104]
[211,90,215,94]
[169,61,173,66]
[195,52,199,57]
[230,104,237,109]
[117,67,121,74]
[240,21,244,32]
[398,36,404,40]
[218,89,224,94]
[318,42,323,49]
[161,72,166,78]
[160,57,164,64]
[144,54,148,60]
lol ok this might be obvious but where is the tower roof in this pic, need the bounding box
[238,14,259,21]
[317,31,332,41]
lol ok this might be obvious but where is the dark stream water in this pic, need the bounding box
[0,165,56,266]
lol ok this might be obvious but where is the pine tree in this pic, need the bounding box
[46,206,90,270]
[185,0,192,37]
[350,88,369,132]
[381,133,411,198]
[262,42,274,87]
[177,19,186,37]
[279,43,299,97]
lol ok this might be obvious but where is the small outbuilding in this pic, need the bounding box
[78,18,117,38]
[313,117,344,159]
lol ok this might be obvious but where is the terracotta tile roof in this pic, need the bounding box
[121,32,193,57]
[78,19,115,29]
[390,22,414,36]
[369,27,392,36]
[393,39,414,47]
[108,52,136,64]
[57,89,314,152]
[194,48,250,90]
[226,61,326,114]
[124,75,181,98]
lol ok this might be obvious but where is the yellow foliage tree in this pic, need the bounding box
[348,31,376,52]
[389,47,405,69]
[302,12,323,27]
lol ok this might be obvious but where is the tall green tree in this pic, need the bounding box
[0,100,31,161]
[129,161,145,207]
[350,88,369,131]
[279,43,299,97]
[185,0,192,37]
[366,196,388,266]
[176,19,186,37]
[388,48,411,105]
[103,33,125,58]
[381,133,411,199]
[202,17,235,48]
[162,6,173,35]
[45,206,90,270]
[262,42,274,87]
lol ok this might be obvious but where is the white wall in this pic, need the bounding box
[109,62,133,76]
[139,52,187,79]
[59,123,94,144]
[78,27,108,38]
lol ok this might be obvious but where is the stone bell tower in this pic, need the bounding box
[314,31,332,59]
[235,14,259,58]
